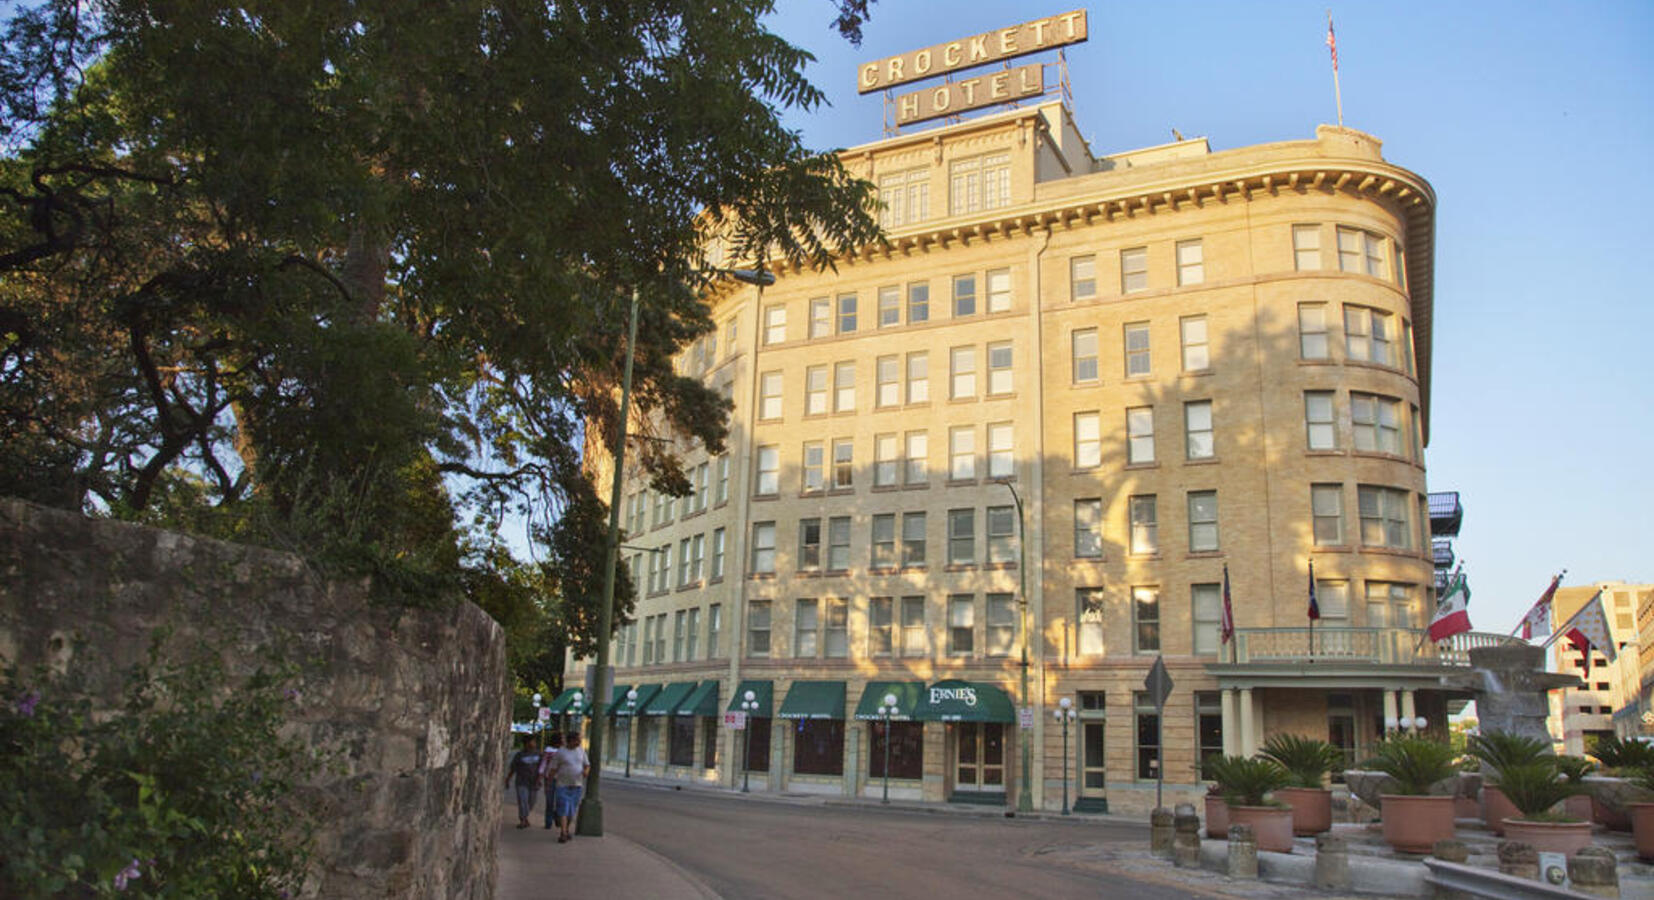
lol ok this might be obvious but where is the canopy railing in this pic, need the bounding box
[1231,627,1520,665]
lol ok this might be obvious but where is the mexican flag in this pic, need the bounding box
[1427,570,1472,642]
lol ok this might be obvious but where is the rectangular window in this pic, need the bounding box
[715,455,729,505]
[837,293,857,334]
[871,514,897,568]
[832,438,854,489]
[795,598,819,657]
[1358,486,1412,549]
[750,521,776,573]
[1185,400,1214,460]
[793,719,845,777]
[798,518,822,571]
[876,356,900,408]
[1133,586,1160,652]
[1298,303,1329,359]
[1177,239,1204,286]
[1124,323,1151,377]
[1121,247,1148,293]
[906,352,929,404]
[1365,232,1385,277]
[1071,255,1097,301]
[763,305,786,344]
[1196,692,1223,771]
[1074,498,1102,559]
[755,445,779,495]
[809,296,832,338]
[1074,412,1101,469]
[901,512,926,567]
[952,274,977,318]
[874,433,899,487]
[869,721,924,780]
[746,717,771,772]
[1180,315,1209,371]
[986,505,1017,564]
[1351,392,1402,454]
[904,431,928,484]
[1312,484,1345,546]
[673,610,686,661]
[1345,306,1394,366]
[987,422,1013,479]
[908,281,929,323]
[824,597,848,658]
[870,597,894,656]
[1305,391,1337,450]
[986,341,1013,395]
[878,168,929,227]
[1136,693,1161,780]
[747,600,771,656]
[702,714,718,770]
[1293,224,1321,270]
[1337,226,1363,273]
[1077,588,1106,656]
[1402,320,1416,375]
[834,361,855,412]
[1072,328,1099,383]
[950,346,976,398]
[802,441,825,493]
[759,371,783,420]
[1127,406,1155,464]
[1188,490,1219,552]
[691,533,705,582]
[949,426,976,481]
[708,603,721,657]
[1192,584,1222,655]
[987,593,1016,656]
[1317,581,1349,623]
[827,516,850,571]
[805,365,828,416]
[878,286,901,328]
[948,594,975,655]
[949,152,1010,214]
[986,268,1011,313]
[901,596,926,656]
[1130,494,1158,555]
[947,508,975,565]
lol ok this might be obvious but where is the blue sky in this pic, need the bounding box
[765,0,1654,634]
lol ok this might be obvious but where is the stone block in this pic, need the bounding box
[1568,846,1619,899]
[1227,823,1258,879]
[1496,840,1538,880]
[1313,832,1350,890]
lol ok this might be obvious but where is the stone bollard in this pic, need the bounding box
[1569,846,1620,899]
[1227,823,1258,879]
[1150,807,1174,858]
[1496,840,1538,881]
[1173,807,1202,868]
[1431,840,1470,900]
[1313,832,1350,891]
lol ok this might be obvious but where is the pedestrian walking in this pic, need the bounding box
[545,731,591,843]
[504,735,543,829]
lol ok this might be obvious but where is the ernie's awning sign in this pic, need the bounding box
[857,10,1088,95]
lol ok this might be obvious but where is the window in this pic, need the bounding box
[724,318,737,356]
[832,438,854,489]
[715,455,729,505]
[838,293,857,334]
[1130,495,1159,555]
[1305,391,1337,450]
[1298,303,1329,360]
[1351,392,1402,454]
[824,598,848,657]
[947,508,975,565]
[870,597,894,656]
[949,426,976,481]
[1135,693,1161,780]
[871,514,897,568]
[702,713,718,770]
[795,598,819,657]
[877,286,901,328]
[1180,316,1209,371]
[1402,320,1416,375]
[906,352,929,404]
[904,431,928,485]
[834,361,855,412]
[876,356,900,407]
[809,296,832,339]
[1127,406,1155,464]
[874,433,899,487]
[690,534,705,582]
[1345,306,1394,366]
[950,346,976,398]
[746,716,772,772]
[1185,400,1214,460]
[1365,581,1413,630]
[1316,580,1349,623]
[1177,239,1204,285]
[908,282,929,323]
[1292,224,1321,270]
[1121,247,1148,293]
[1074,499,1102,559]
[747,600,771,656]
[986,341,1013,395]
[986,268,1011,313]
[1133,587,1160,652]
[948,594,975,655]
[1124,323,1151,377]
[987,422,1013,479]
[1338,226,1387,277]
[949,152,1010,214]
[952,274,977,317]
[1196,692,1223,771]
[986,505,1017,564]
[793,719,845,776]
[798,518,822,571]
[1077,588,1106,656]
[1312,484,1344,546]
[1192,584,1222,655]
[1071,255,1096,301]
[802,441,825,492]
[879,168,929,227]
[640,616,654,664]
[901,512,926,567]
[804,365,828,415]
[1072,329,1098,382]
[1074,412,1101,469]
[750,522,776,573]
[987,593,1016,656]
[755,446,779,495]
[1188,490,1219,552]
[708,603,721,656]
[673,610,686,661]
[901,596,926,655]
[1358,486,1412,549]
[759,371,783,420]
[827,516,850,571]
[763,305,787,344]
[869,721,924,780]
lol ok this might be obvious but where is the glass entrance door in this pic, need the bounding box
[1081,722,1107,794]
[953,722,1005,791]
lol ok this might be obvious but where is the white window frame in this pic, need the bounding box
[755,445,779,496]
[987,422,1013,479]
[759,371,783,420]
[1298,303,1329,360]
[986,268,1012,313]
[1071,255,1096,301]
[1074,498,1102,559]
[1312,483,1344,546]
[1176,239,1204,286]
[833,360,855,412]
[1127,406,1155,465]
[1184,400,1214,460]
[1187,490,1219,552]
[906,352,929,404]
[949,425,976,482]
[1180,315,1209,372]
[876,355,900,408]
[1074,411,1101,469]
[1124,322,1151,377]
[804,365,828,416]
[1305,391,1337,450]
[1121,247,1148,293]
[1293,224,1321,270]
[950,345,977,399]
[1072,328,1098,383]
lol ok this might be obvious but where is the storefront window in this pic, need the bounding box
[793,719,845,776]
[746,717,771,772]
[702,717,719,769]
[868,721,924,779]
[669,716,695,766]
[1134,692,1160,781]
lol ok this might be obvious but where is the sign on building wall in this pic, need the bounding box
[856,10,1088,94]
[893,63,1045,126]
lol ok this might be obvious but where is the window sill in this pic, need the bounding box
[946,477,979,488]
[794,570,823,579]
[1128,552,1164,561]
[676,583,702,593]
[1124,461,1159,470]
[1183,456,1219,466]
[1073,555,1105,563]
[1349,450,1412,463]
[948,396,979,405]
[682,509,706,521]
[746,573,776,580]
[871,484,901,493]
[867,567,901,576]
[1187,550,1222,559]
[1297,358,1335,366]
[1309,545,1353,554]
[1123,374,1154,383]
[828,486,856,496]
[1071,379,1101,389]
[708,577,725,586]
[1304,449,1345,457]
[983,562,1018,571]
[752,493,779,502]
[944,564,978,573]
[903,482,930,490]
[1179,369,1215,379]
[799,487,825,497]
[985,392,1017,401]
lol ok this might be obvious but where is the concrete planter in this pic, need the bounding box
[1563,793,1594,822]
[1631,801,1654,861]
[1204,793,1228,838]
[1587,775,1652,832]
[1277,787,1331,836]
[1228,805,1294,853]
[1502,818,1593,857]
[1380,794,1456,854]
[1481,785,1519,836]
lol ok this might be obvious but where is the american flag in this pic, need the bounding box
[1308,560,1321,621]
[1220,564,1235,645]
[1326,16,1338,72]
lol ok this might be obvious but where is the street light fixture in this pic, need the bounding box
[740,689,760,793]
[878,692,899,805]
[994,477,1034,814]
[623,689,639,777]
[531,692,545,747]
[1053,697,1077,815]
[569,690,584,742]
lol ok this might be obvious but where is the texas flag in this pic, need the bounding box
[1427,569,1472,642]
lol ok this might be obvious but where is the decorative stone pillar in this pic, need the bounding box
[1569,846,1620,898]
[1150,807,1174,858]
[1496,840,1538,880]
[1431,840,1470,900]
[1313,833,1350,890]
[1401,690,1417,729]
[1226,823,1258,879]
[1238,688,1256,755]
[1221,689,1238,757]
[1382,690,1398,733]
[1173,804,1201,868]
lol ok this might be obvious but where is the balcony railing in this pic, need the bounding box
[1432,538,1455,569]
[1429,491,1464,537]
[1230,627,1519,666]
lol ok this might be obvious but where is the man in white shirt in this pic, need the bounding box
[542,731,591,843]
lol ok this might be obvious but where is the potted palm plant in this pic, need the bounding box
[1363,736,1460,853]
[1627,767,1654,861]
[1210,755,1294,853]
[1200,753,1229,839]
[1261,733,1342,836]
[1586,734,1654,831]
[1466,730,1550,836]
[1498,759,1592,856]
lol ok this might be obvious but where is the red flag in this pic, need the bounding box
[1220,564,1235,645]
[1326,16,1339,71]
[1517,573,1562,640]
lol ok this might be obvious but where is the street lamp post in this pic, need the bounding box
[531,692,544,747]
[569,691,584,744]
[995,477,1034,814]
[1053,697,1077,815]
[740,689,759,793]
[623,689,639,778]
[878,692,899,804]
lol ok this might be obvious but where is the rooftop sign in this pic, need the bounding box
[857,10,1088,95]
[894,63,1044,126]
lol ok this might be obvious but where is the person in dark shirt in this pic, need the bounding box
[504,735,543,829]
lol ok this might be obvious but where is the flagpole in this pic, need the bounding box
[1326,10,1343,127]
[1510,570,1566,637]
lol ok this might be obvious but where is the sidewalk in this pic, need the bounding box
[496,792,716,899]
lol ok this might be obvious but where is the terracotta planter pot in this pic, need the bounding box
[1631,802,1654,862]
[1563,793,1593,822]
[1204,793,1229,839]
[1454,795,1480,819]
[1586,775,1652,831]
[1592,793,1634,832]
[1277,787,1332,836]
[1228,805,1295,853]
[1481,785,1519,836]
[1380,794,1456,854]
[1502,818,1594,857]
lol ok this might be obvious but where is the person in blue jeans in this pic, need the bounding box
[504,735,542,829]
[544,731,591,842]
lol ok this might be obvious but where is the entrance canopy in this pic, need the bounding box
[678,680,721,717]
[918,679,1015,722]
[725,679,774,718]
[778,680,847,720]
[852,681,925,721]
[643,681,698,716]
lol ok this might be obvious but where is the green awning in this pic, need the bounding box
[603,685,632,717]
[725,680,773,718]
[852,682,925,721]
[544,687,584,714]
[678,681,721,717]
[917,679,1016,723]
[615,684,660,717]
[778,680,846,720]
[643,681,698,716]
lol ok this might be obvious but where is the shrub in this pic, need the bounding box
[1260,734,1344,789]
[1466,730,1552,784]
[1555,755,1597,784]
[1207,755,1290,807]
[1497,759,1586,823]
[1361,736,1459,796]
[1588,734,1654,773]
